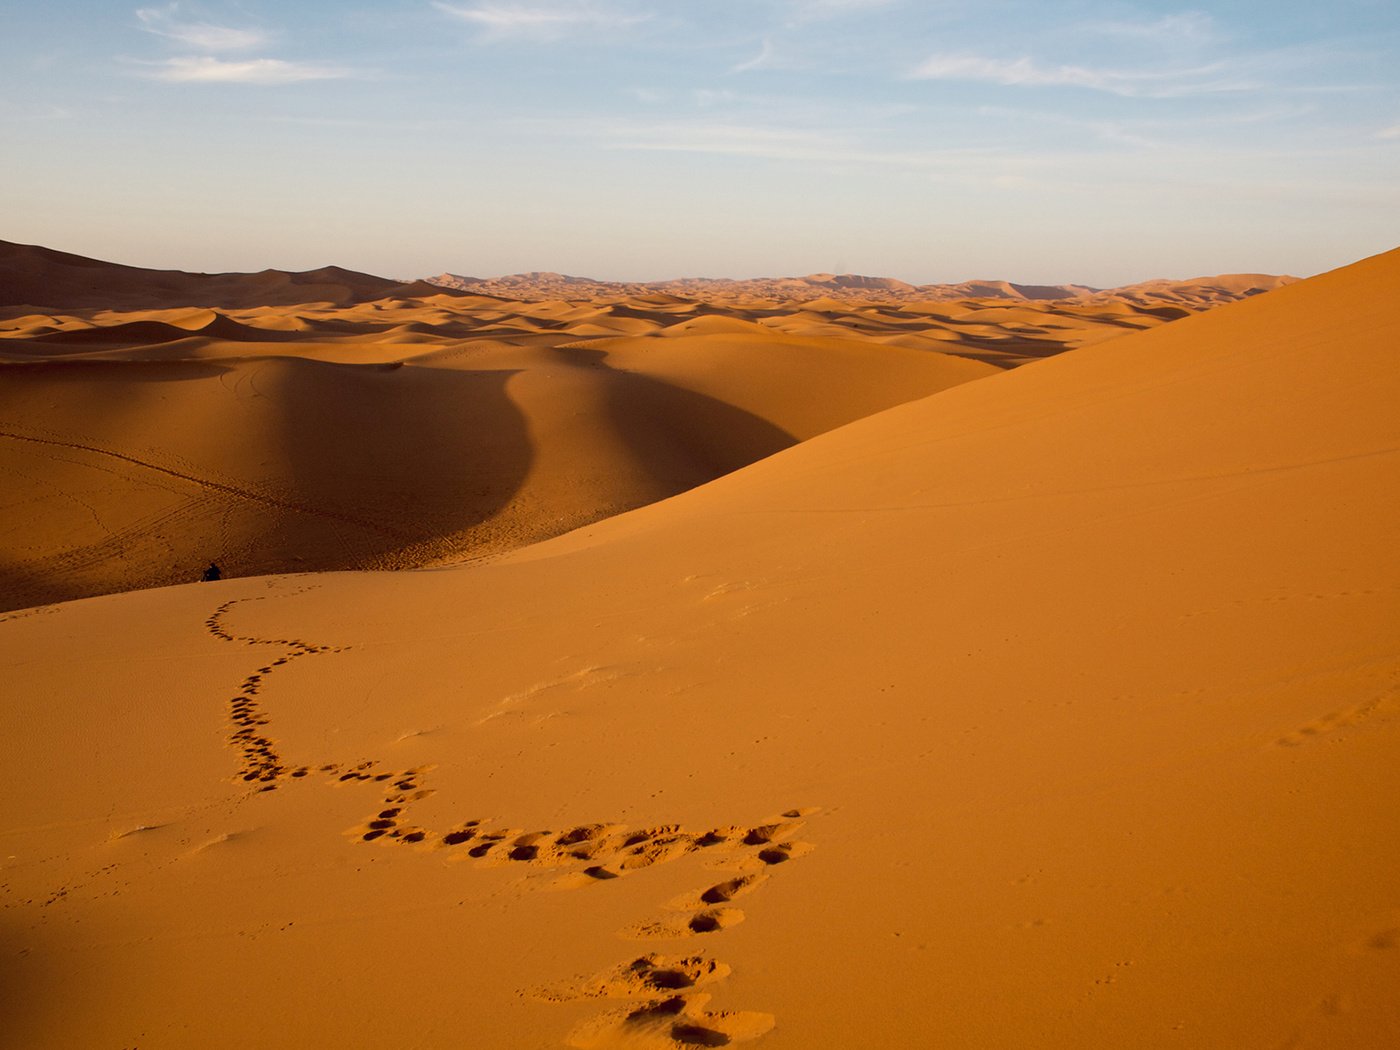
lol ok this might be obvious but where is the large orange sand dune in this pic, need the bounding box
[1,247,1396,1048]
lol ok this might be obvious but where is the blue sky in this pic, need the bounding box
[3,1,1398,284]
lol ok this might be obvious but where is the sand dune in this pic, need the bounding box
[1,246,1395,1048]
[0,243,1261,612]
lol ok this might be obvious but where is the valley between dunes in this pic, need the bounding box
[1,244,1397,1049]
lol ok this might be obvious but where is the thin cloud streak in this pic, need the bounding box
[561,117,1004,169]
[1088,11,1218,42]
[146,56,354,84]
[433,2,649,39]
[733,38,776,73]
[910,53,1255,97]
[135,4,269,51]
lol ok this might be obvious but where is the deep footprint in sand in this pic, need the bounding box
[628,907,746,940]
[567,992,774,1049]
[538,953,732,1003]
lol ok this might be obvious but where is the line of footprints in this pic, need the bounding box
[207,596,815,1048]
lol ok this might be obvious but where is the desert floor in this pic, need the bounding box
[1,247,1397,1049]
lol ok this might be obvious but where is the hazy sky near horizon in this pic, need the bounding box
[3,1,1398,285]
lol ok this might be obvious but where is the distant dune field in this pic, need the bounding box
[1,245,1395,1049]
[0,241,1276,612]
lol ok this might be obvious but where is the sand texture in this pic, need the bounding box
[1,246,1397,1049]
[0,241,1265,613]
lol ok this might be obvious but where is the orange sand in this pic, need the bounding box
[1,245,1396,1049]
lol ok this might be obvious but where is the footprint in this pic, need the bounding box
[629,908,745,940]
[537,953,731,1003]
[619,833,696,872]
[687,909,744,935]
[752,840,813,866]
[698,874,767,906]
[740,822,803,847]
[566,992,773,1049]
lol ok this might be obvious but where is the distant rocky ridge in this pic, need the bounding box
[427,270,1297,306]
[0,238,1296,311]
[0,240,439,310]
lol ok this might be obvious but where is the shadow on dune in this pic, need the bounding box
[255,359,534,571]
[0,358,232,382]
[0,919,67,1042]
[0,357,534,610]
[556,345,799,491]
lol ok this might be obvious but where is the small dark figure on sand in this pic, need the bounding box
[201,562,222,582]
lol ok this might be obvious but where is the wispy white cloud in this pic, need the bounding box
[1376,123,1400,140]
[972,101,1324,152]
[1089,11,1217,42]
[136,4,269,51]
[910,53,1253,98]
[433,2,649,40]
[571,117,999,170]
[145,56,352,84]
[733,38,776,73]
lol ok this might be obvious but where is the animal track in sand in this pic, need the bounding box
[204,594,815,1047]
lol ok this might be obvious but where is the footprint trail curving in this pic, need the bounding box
[205,593,817,1046]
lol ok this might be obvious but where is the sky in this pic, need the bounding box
[3,1,1398,285]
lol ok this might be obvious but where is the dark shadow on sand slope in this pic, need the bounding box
[0,916,85,1048]
[0,358,233,383]
[554,345,799,495]
[0,357,533,611]
[258,358,533,572]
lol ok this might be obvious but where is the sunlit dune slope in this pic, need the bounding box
[2,248,1396,1049]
